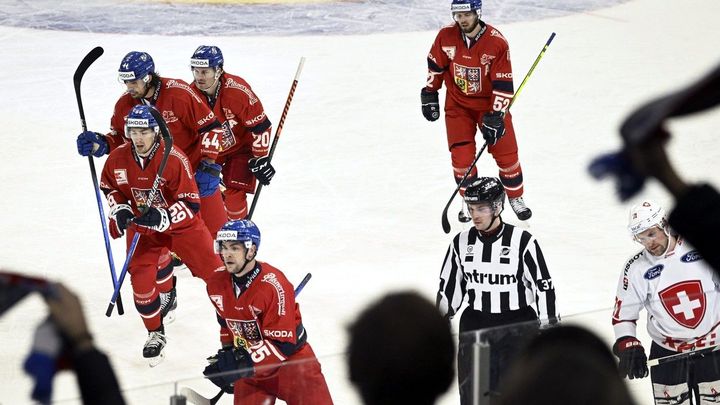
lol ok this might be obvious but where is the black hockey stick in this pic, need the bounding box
[105,107,174,317]
[74,47,125,316]
[647,343,720,367]
[181,272,313,405]
[247,57,306,220]
[441,32,556,234]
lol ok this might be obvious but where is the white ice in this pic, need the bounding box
[1,0,720,404]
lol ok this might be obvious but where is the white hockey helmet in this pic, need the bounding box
[627,200,666,236]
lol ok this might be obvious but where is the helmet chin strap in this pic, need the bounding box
[201,68,222,93]
[481,207,503,232]
[237,244,257,273]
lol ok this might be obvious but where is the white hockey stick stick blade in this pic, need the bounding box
[180,387,212,405]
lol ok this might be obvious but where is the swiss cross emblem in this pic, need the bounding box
[659,280,706,329]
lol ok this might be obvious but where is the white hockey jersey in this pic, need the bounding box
[613,237,720,352]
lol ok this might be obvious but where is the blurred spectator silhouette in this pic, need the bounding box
[0,272,125,405]
[347,291,454,405]
[499,325,636,405]
[589,61,720,273]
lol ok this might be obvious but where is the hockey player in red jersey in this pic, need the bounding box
[76,51,229,236]
[99,105,224,366]
[203,220,333,405]
[422,0,531,221]
[189,46,276,219]
[612,201,720,404]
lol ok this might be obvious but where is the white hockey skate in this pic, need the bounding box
[160,278,177,324]
[143,328,167,367]
[509,197,532,221]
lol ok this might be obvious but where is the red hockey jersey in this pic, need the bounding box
[190,72,272,160]
[106,77,222,170]
[99,141,201,230]
[206,262,305,375]
[426,22,514,112]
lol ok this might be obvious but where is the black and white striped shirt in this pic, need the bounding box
[437,223,558,324]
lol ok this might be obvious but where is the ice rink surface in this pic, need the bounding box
[1,0,719,403]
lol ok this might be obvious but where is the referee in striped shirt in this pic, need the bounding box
[437,177,559,404]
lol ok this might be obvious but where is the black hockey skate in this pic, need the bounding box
[143,326,167,367]
[509,197,532,221]
[458,209,472,223]
[170,252,187,271]
[160,276,177,324]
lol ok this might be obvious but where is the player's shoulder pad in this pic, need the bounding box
[162,77,204,104]
[168,146,194,177]
[223,74,259,104]
[114,93,136,110]
[623,249,645,273]
[484,24,510,46]
[205,270,230,293]
[437,23,460,39]
[106,142,133,161]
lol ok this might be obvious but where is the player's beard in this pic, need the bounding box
[460,17,479,34]
[129,83,152,99]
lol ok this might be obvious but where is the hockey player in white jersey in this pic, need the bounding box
[437,177,558,405]
[612,200,720,405]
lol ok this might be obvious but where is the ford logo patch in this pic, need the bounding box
[681,250,702,263]
[644,265,664,280]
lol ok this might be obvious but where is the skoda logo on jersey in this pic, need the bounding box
[681,250,703,263]
[643,264,664,280]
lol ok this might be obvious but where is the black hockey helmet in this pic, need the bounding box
[464,177,505,211]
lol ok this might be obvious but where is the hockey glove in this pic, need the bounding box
[194,160,222,198]
[132,206,170,233]
[108,204,134,239]
[480,111,506,145]
[76,131,109,157]
[613,336,649,379]
[203,347,255,394]
[588,151,646,201]
[421,88,440,122]
[249,156,275,186]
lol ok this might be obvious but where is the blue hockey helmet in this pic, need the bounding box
[118,51,155,83]
[451,0,482,14]
[215,220,261,253]
[190,46,224,70]
[125,105,160,138]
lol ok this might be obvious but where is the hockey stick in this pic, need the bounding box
[441,33,556,234]
[105,107,174,317]
[247,57,306,220]
[647,344,720,367]
[74,47,125,316]
[180,272,313,405]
